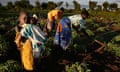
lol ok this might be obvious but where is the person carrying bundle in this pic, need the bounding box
[14,11,46,72]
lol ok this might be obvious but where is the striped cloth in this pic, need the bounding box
[20,24,46,58]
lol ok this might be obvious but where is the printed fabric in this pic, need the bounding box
[54,18,71,50]
[20,24,46,58]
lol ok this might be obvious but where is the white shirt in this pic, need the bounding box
[68,14,85,29]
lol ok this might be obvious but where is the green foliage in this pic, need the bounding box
[85,29,95,36]
[96,5,102,11]
[96,27,106,32]
[0,60,22,72]
[41,3,48,10]
[42,37,53,56]
[73,0,81,12]
[102,1,109,11]
[112,23,120,27]
[89,1,97,10]
[43,46,51,57]
[0,35,9,58]
[106,42,120,56]
[105,35,120,56]
[65,62,91,72]
[47,1,57,10]
[113,35,120,42]
[109,3,118,10]
[72,31,88,53]
[0,24,6,29]
[95,36,104,42]
[38,18,47,29]
[93,23,100,28]
[85,19,94,24]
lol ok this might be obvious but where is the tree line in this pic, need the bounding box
[0,0,119,13]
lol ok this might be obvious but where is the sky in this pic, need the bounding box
[0,0,120,8]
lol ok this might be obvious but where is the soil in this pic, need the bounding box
[37,48,120,72]
[36,30,120,72]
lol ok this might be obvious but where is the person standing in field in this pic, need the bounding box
[52,9,90,63]
[53,9,104,63]
[14,11,46,72]
[54,9,90,51]
[15,11,34,72]
[43,7,64,36]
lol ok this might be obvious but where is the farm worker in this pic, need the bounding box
[54,9,90,51]
[43,7,64,36]
[32,13,41,26]
[29,17,38,25]
[27,13,40,26]
[51,9,90,63]
[14,11,46,72]
[14,11,34,72]
[54,9,105,57]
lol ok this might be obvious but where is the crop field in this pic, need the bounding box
[0,10,120,72]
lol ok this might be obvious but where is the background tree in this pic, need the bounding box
[66,2,69,8]
[103,1,109,11]
[6,2,14,9]
[41,2,48,10]
[14,0,31,12]
[109,3,118,11]
[47,1,57,10]
[33,1,41,12]
[20,0,30,9]
[0,3,1,7]
[81,8,87,12]
[73,0,81,12]
[89,1,97,10]
[96,5,102,11]
[35,1,41,9]
[57,1,63,7]
[0,3,3,11]
[14,1,22,12]
[0,3,7,12]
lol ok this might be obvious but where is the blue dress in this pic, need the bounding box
[54,18,71,50]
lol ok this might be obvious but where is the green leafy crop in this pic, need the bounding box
[65,62,91,72]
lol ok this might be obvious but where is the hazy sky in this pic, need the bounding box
[0,0,120,7]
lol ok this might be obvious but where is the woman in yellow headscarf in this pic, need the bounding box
[43,7,64,36]
[15,10,46,72]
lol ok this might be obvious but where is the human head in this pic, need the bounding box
[18,10,28,25]
[60,7,64,12]
[30,17,38,24]
[56,7,64,19]
[81,9,89,19]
